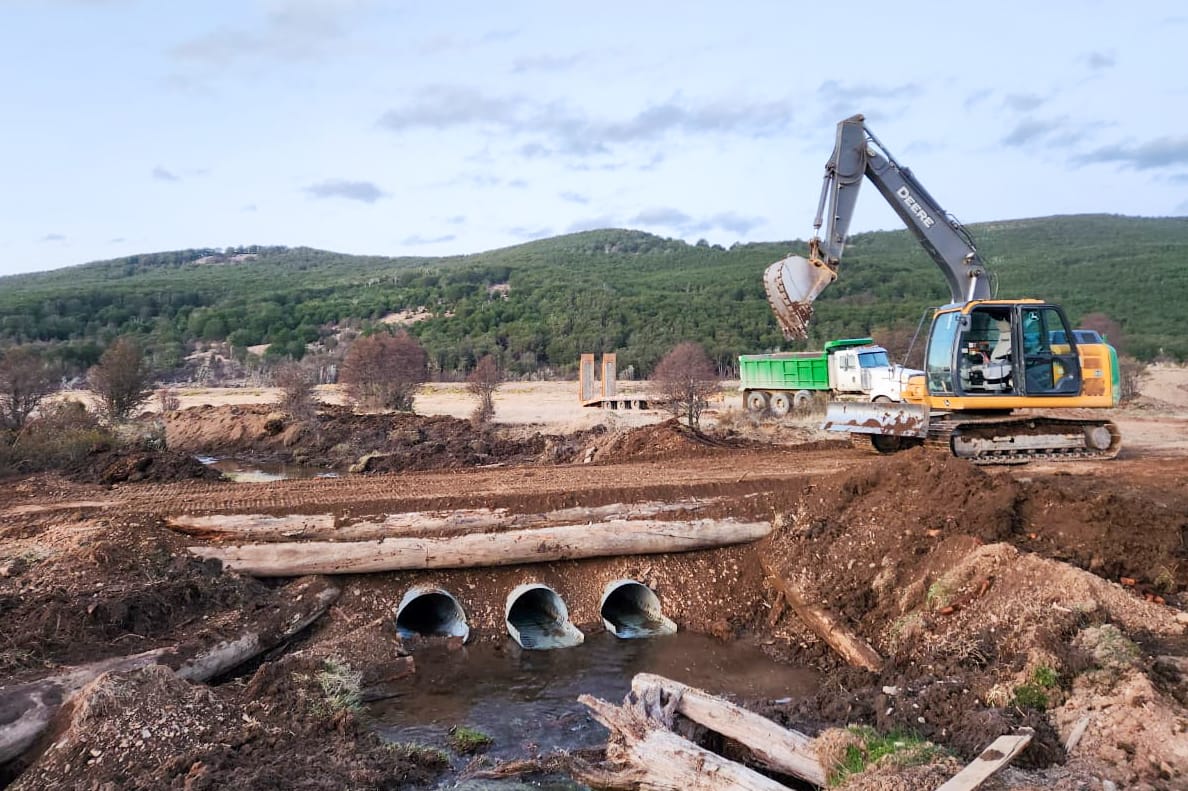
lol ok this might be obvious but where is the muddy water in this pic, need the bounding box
[371,631,817,767]
[196,456,338,482]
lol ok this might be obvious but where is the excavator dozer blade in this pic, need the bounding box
[822,401,928,438]
[763,255,837,340]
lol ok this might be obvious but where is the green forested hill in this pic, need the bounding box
[1,214,1185,376]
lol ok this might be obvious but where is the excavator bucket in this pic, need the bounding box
[822,401,928,438]
[763,255,837,340]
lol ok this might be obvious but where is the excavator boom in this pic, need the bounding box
[766,114,989,339]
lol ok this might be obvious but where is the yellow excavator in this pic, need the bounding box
[765,114,1121,463]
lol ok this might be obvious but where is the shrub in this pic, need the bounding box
[0,346,60,430]
[6,400,112,473]
[88,337,152,421]
[156,387,181,413]
[272,361,319,421]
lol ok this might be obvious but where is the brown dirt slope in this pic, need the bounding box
[761,448,1188,787]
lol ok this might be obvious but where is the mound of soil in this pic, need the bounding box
[163,404,593,472]
[594,418,758,463]
[67,449,225,485]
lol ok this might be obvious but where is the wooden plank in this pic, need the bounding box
[934,730,1033,791]
[631,673,826,786]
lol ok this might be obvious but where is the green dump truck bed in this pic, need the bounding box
[739,352,830,391]
[739,338,874,392]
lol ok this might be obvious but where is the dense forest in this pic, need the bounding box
[0,214,1185,379]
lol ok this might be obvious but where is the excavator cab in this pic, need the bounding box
[926,302,1082,400]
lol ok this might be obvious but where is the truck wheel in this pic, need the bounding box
[769,392,792,417]
[745,390,769,414]
[793,390,813,411]
[873,395,892,403]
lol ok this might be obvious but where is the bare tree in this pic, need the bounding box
[339,331,428,411]
[0,346,60,431]
[651,341,719,430]
[272,360,319,421]
[88,337,152,421]
[466,354,502,425]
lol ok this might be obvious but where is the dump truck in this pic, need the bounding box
[740,337,918,416]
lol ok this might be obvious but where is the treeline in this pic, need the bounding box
[1,216,1185,379]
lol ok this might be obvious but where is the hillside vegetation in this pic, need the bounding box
[0,214,1185,377]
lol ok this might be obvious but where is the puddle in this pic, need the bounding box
[371,630,816,769]
[196,456,338,483]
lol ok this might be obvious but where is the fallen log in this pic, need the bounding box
[935,729,1032,791]
[577,689,792,791]
[761,558,883,673]
[167,499,720,543]
[0,576,338,767]
[189,517,772,576]
[630,673,825,786]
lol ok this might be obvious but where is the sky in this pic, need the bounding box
[1,0,1186,277]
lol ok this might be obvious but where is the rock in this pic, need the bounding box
[1,556,29,578]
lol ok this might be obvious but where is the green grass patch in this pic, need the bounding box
[315,658,363,712]
[1012,664,1060,710]
[387,742,450,768]
[448,725,493,754]
[830,726,942,786]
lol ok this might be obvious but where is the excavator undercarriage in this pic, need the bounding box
[839,405,1121,464]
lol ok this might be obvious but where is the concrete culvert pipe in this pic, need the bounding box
[395,586,470,642]
[600,580,677,639]
[505,584,584,650]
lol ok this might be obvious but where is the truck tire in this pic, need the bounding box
[744,390,769,414]
[793,390,814,411]
[769,392,792,417]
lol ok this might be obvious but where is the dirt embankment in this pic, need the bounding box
[760,449,1188,787]
[2,395,1187,789]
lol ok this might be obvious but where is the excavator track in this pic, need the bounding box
[925,413,1121,465]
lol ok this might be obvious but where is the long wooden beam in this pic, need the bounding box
[189,518,772,576]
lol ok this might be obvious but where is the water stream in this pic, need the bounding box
[371,630,817,783]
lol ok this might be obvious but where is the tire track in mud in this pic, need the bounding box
[110,450,851,518]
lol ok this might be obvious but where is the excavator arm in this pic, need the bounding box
[766,114,990,339]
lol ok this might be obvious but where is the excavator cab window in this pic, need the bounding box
[1020,307,1081,396]
[956,307,1014,395]
[925,312,961,395]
